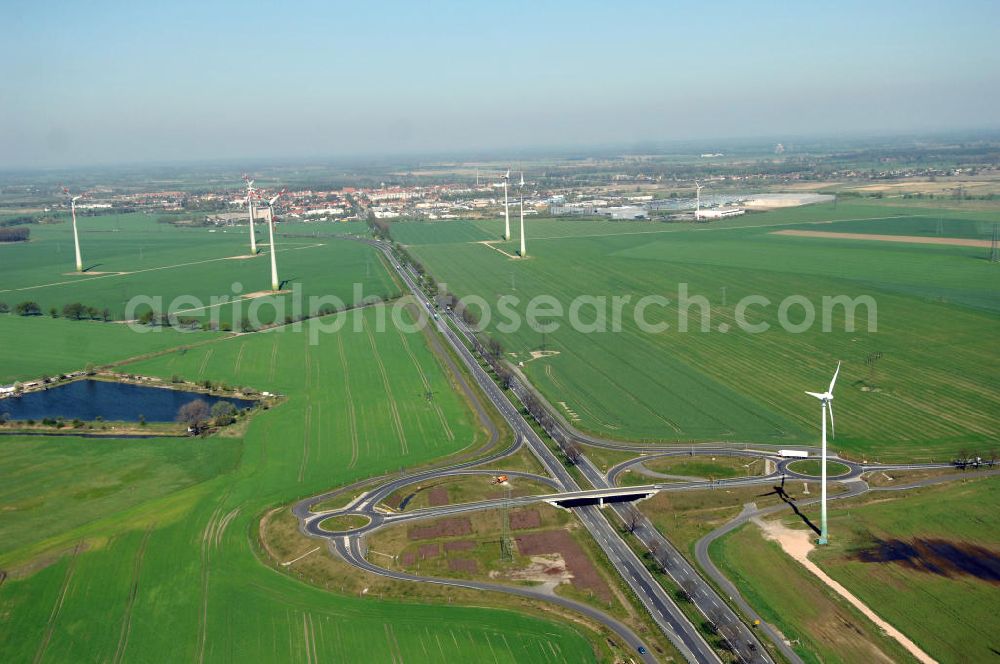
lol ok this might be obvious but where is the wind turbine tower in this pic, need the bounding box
[695,181,704,220]
[518,172,527,257]
[805,361,841,545]
[502,168,511,240]
[243,174,258,255]
[64,188,84,272]
[266,190,285,291]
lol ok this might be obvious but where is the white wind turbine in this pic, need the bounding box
[805,361,841,545]
[63,187,84,272]
[243,174,258,255]
[518,172,527,258]
[265,189,285,291]
[695,181,704,220]
[501,168,511,240]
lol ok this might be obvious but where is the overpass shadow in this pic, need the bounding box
[553,494,651,509]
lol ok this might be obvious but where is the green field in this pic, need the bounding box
[786,459,852,477]
[400,202,1000,457]
[0,214,398,327]
[712,522,917,664]
[0,314,219,384]
[714,476,1000,664]
[0,300,597,662]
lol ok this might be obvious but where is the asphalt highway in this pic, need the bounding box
[289,235,970,664]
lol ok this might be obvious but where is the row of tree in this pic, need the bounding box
[0,227,30,242]
[176,399,239,434]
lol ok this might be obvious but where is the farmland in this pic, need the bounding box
[0,213,398,327]
[400,201,1000,457]
[713,475,1000,664]
[0,285,599,661]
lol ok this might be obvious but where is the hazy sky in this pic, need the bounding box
[3,0,998,168]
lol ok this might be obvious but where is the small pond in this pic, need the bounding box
[0,379,256,423]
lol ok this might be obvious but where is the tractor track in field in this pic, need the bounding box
[299,402,313,483]
[32,541,83,664]
[268,339,278,382]
[363,316,408,455]
[112,526,154,664]
[233,342,246,376]
[395,320,454,442]
[197,348,214,377]
[336,335,361,468]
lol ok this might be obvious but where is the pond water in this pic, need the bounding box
[0,380,255,423]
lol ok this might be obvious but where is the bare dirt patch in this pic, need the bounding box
[399,551,416,566]
[407,517,472,540]
[418,543,440,560]
[526,350,561,362]
[516,530,612,602]
[448,558,478,573]
[771,229,992,248]
[510,509,542,530]
[427,486,449,507]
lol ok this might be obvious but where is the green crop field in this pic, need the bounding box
[0,314,220,384]
[0,285,598,661]
[0,213,399,327]
[714,476,1000,664]
[400,201,1000,458]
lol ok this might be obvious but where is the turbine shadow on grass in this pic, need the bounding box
[83,263,103,272]
[758,476,821,535]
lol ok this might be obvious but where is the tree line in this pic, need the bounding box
[0,228,30,242]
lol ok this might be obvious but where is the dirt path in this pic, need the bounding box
[754,518,938,664]
[771,229,991,248]
[476,240,519,259]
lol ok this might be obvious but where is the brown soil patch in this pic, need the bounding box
[448,558,478,573]
[400,551,416,566]
[771,229,991,248]
[407,517,472,540]
[516,530,612,602]
[418,543,440,560]
[444,540,476,552]
[427,486,449,507]
[510,509,542,530]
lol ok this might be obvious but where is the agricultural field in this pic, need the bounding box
[0,298,599,662]
[713,475,1000,664]
[0,314,218,384]
[400,201,1000,458]
[0,213,398,327]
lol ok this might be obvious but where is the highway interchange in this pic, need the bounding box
[289,236,979,664]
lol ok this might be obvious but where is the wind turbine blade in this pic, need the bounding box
[805,391,826,400]
[828,402,835,439]
[828,361,841,394]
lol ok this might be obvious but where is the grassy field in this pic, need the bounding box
[786,459,852,477]
[0,304,600,662]
[0,314,222,384]
[712,523,917,664]
[642,455,760,479]
[400,201,999,457]
[0,213,398,327]
[713,476,1000,664]
[810,476,1000,663]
